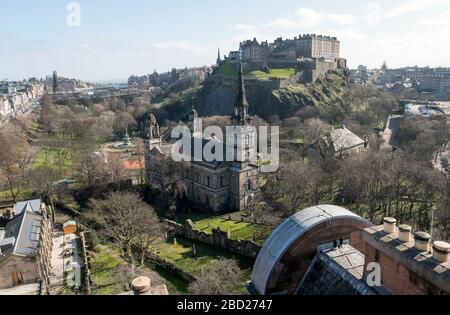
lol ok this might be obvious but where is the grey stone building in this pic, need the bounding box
[145,60,260,213]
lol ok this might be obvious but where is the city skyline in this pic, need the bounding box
[2,0,450,81]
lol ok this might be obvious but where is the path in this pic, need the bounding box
[380,115,402,151]
[49,232,65,294]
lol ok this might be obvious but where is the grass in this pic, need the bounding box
[149,236,253,292]
[33,148,74,175]
[153,266,189,295]
[0,189,34,201]
[176,213,271,245]
[216,63,238,77]
[246,68,297,80]
[90,245,124,295]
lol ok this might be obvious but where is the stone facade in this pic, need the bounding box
[0,80,44,121]
[145,61,260,214]
[238,34,340,64]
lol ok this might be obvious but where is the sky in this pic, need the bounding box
[1,0,450,81]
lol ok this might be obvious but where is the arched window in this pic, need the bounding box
[247,180,252,191]
[207,176,211,187]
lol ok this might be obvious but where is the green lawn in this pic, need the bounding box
[176,213,271,245]
[33,148,75,175]
[90,245,124,295]
[246,68,297,80]
[149,237,252,294]
[0,189,34,201]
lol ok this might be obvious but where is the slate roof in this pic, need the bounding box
[326,127,366,152]
[251,205,372,294]
[13,199,42,216]
[0,210,42,259]
[297,245,377,295]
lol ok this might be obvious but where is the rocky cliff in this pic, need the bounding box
[194,69,352,121]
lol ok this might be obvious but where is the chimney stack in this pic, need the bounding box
[432,241,450,263]
[398,224,412,242]
[383,217,397,234]
[131,277,151,295]
[414,232,431,252]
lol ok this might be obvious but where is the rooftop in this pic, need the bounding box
[251,205,372,294]
[13,199,42,217]
[0,210,42,260]
[326,126,366,152]
[297,245,376,295]
[361,225,450,293]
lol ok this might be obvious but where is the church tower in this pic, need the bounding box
[227,52,259,211]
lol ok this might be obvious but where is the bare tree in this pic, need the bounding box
[188,258,244,295]
[87,192,163,276]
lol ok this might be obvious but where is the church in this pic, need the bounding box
[144,59,260,213]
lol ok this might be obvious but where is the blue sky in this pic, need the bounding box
[1,0,450,81]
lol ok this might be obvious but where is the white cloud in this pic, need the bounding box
[384,0,445,18]
[153,41,204,53]
[267,8,357,30]
[364,0,446,25]
[294,8,324,27]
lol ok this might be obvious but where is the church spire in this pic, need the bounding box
[233,51,251,126]
[217,47,221,65]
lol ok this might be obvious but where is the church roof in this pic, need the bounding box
[251,205,372,294]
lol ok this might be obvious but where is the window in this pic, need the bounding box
[207,176,211,187]
[247,180,252,191]
[28,222,40,242]
[220,176,224,187]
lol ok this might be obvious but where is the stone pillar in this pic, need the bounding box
[131,277,151,295]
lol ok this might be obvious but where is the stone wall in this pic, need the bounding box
[166,219,261,259]
[145,251,197,283]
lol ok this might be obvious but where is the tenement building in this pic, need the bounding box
[249,205,450,295]
[145,60,260,213]
[0,199,53,295]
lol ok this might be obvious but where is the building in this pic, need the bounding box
[248,205,450,295]
[308,126,369,162]
[145,59,260,213]
[239,34,340,64]
[377,67,450,100]
[0,199,52,294]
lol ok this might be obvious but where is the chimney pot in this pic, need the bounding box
[398,224,412,242]
[131,276,151,295]
[432,241,450,263]
[383,217,397,234]
[414,231,431,252]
